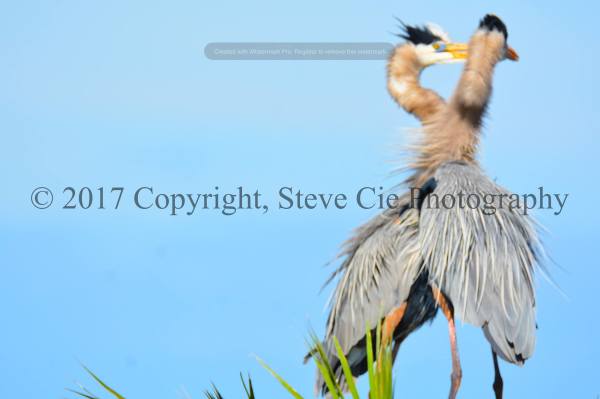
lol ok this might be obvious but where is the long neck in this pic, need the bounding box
[387,45,445,123]
[407,28,505,187]
[408,112,481,187]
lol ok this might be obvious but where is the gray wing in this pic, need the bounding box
[418,161,540,364]
[318,195,422,388]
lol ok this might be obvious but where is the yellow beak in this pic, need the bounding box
[443,43,469,60]
[437,42,520,62]
[436,43,469,60]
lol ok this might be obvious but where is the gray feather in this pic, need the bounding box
[318,195,422,390]
[419,161,539,363]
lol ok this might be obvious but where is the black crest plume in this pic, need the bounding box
[395,18,442,45]
[479,14,508,39]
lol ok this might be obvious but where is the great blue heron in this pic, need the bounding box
[311,14,539,399]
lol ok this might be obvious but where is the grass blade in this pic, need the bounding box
[240,373,255,399]
[312,357,341,399]
[256,357,304,399]
[307,332,343,399]
[366,324,376,397]
[82,366,126,399]
[66,388,100,399]
[332,336,359,399]
[204,382,224,399]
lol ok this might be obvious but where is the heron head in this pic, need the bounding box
[399,19,518,66]
[478,14,519,62]
[399,22,468,66]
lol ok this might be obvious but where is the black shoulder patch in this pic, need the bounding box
[417,177,438,212]
[479,14,508,39]
[396,19,442,45]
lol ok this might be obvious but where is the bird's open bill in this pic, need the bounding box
[435,42,520,61]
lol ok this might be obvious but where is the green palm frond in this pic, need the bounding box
[258,323,394,398]
[69,366,126,399]
[332,336,359,399]
[204,383,224,399]
[256,357,304,399]
[240,373,256,399]
[68,325,395,399]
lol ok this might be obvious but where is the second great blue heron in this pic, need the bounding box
[311,14,539,399]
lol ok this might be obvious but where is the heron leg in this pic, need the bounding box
[375,302,407,371]
[492,349,503,399]
[382,302,407,345]
[431,286,462,399]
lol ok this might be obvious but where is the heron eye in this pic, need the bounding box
[433,42,445,52]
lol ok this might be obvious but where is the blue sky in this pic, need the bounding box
[1,1,598,397]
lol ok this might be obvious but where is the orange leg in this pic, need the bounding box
[432,286,462,399]
[375,303,407,371]
[382,303,407,345]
